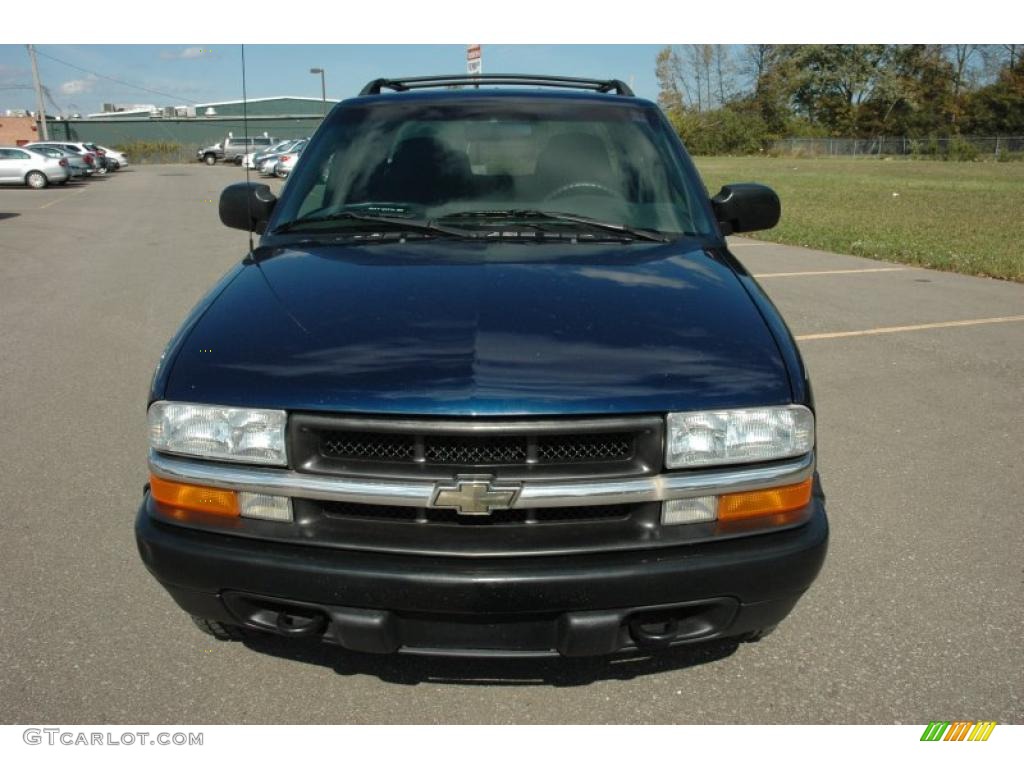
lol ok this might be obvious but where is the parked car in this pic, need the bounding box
[94,144,129,168]
[83,143,119,171]
[258,156,280,176]
[138,74,828,657]
[242,139,294,169]
[26,145,92,178]
[246,138,304,171]
[197,136,279,165]
[24,142,103,175]
[0,146,70,187]
[273,139,307,178]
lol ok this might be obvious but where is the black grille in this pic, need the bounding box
[320,501,635,526]
[321,432,415,461]
[424,435,527,465]
[291,414,663,481]
[318,431,634,466]
[536,433,633,463]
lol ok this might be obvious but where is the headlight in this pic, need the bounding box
[148,401,287,466]
[666,405,813,469]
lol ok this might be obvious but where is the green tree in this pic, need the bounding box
[963,59,1024,134]
[782,45,893,134]
[856,45,955,137]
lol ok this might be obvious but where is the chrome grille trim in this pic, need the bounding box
[148,450,815,509]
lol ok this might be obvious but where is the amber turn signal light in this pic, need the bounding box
[718,478,813,522]
[149,474,239,517]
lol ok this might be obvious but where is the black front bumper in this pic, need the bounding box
[136,495,828,657]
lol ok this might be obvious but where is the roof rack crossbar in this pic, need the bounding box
[359,74,634,97]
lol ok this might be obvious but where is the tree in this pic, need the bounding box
[947,44,981,98]
[655,46,687,125]
[854,45,955,137]
[654,43,1022,152]
[963,58,1024,135]
[712,45,734,106]
[746,45,798,135]
[684,44,712,112]
[783,45,893,134]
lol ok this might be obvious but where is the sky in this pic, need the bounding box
[0,45,673,114]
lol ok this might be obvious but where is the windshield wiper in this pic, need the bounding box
[439,209,669,243]
[272,210,473,238]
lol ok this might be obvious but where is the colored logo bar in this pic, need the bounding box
[920,721,997,741]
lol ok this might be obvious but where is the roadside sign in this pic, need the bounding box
[467,44,482,75]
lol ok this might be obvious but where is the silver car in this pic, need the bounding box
[246,139,301,170]
[25,142,104,174]
[0,146,70,188]
[272,139,308,178]
[28,145,92,178]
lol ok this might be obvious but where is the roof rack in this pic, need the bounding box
[359,74,635,97]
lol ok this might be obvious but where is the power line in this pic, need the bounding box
[41,85,65,116]
[33,47,197,105]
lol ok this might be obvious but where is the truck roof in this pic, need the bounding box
[346,74,652,108]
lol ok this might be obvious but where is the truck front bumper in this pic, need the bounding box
[136,491,828,657]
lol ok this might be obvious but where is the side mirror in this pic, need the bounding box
[711,183,780,235]
[219,182,277,233]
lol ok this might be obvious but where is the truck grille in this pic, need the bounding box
[285,414,663,554]
[320,431,634,466]
[291,414,663,480]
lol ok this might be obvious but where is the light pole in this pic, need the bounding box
[310,68,326,117]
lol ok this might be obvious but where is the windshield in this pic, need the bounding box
[273,96,713,238]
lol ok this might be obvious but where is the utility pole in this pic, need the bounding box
[310,68,326,117]
[27,45,49,140]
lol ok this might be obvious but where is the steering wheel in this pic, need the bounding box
[543,181,622,202]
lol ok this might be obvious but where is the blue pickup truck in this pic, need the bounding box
[137,74,828,657]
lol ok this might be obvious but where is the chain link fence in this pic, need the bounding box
[768,136,1024,159]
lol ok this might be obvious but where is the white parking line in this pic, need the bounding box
[37,187,90,210]
[754,267,908,278]
[796,315,1024,341]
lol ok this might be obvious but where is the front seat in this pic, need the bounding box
[371,136,473,205]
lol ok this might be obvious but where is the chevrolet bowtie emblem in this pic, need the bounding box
[430,476,522,516]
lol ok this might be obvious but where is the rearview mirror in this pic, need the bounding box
[711,183,780,234]
[219,182,277,234]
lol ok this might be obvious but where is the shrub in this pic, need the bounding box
[943,136,981,162]
[673,105,771,156]
[109,140,187,163]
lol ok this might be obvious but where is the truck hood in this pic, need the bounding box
[163,240,791,415]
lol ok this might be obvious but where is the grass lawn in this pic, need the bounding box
[693,157,1024,281]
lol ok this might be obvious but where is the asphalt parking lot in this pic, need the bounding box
[0,164,1021,724]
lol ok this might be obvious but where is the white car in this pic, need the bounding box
[0,146,71,188]
[93,144,129,168]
